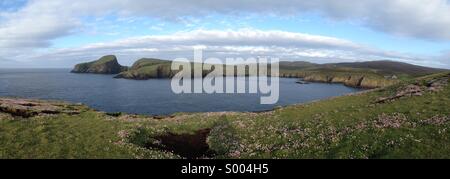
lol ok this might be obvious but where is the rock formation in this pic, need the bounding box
[71,55,128,74]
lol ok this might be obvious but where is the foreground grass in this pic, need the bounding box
[0,112,179,159]
[0,73,449,159]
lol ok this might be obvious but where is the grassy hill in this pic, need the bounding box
[114,58,174,79]
[71,55,128,74]
[329,60,446,77]
[1,72,449,159]
[279,60,447,88]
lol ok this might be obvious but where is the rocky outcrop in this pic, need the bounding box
[375,74,449,103]
[71,55,128,74]
[0,98,85,118]
[302,73,397,88]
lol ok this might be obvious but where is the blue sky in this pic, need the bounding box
[0,0,26,11]
[1,0,450,68]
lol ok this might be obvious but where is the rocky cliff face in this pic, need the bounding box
[302,73,397,88]
[71,55,128,74]
[114,61,397,88]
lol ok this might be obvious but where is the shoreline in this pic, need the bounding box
[0,86,367,118]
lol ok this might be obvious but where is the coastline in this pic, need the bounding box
[1,72,448,159]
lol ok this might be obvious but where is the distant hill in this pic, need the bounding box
[279,60,446,77]
[326,60,446,77]
[278,60,447,88]
[279,61,316,70]
[71,55,128,74]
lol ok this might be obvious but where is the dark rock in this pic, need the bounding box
[427,77,449,92]
[375,85,424,103]
[296,81,310,84]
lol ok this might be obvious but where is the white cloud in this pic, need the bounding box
[1,0,450,50]
[436,51,450,67]
[0,0,450,68]
[8,29,435,68]
[82,29,361,50]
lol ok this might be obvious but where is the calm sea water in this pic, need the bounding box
[0,69,363,115]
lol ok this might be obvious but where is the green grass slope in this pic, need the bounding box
[330,60,447,77]
[114,58,174,79]
[279,61,446,88]
[1,73,449,159]
[71,55,128,74]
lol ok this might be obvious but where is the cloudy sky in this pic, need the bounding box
[0,0,450,68]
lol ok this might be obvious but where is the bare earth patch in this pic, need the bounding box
[145,129,216,159]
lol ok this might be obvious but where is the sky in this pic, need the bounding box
[0,0,450,68]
